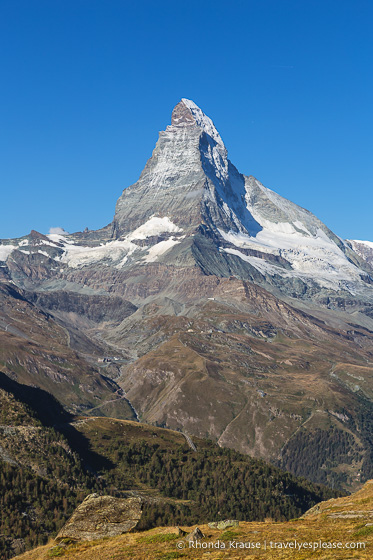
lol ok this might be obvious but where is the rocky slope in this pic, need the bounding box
[0,282,135,418]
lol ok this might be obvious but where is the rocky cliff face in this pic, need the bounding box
[349,239,373,268]
[1,99,373,490]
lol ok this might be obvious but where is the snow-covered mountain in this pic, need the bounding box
[1,98,372,301]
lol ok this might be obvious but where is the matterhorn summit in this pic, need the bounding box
[110,98,372,298]
[112,97,244,239]
[1,98,373,299]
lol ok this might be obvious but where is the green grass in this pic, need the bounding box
[48,546,66,557]
[353,525,373,537]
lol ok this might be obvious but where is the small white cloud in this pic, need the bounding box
[49,227,69,235]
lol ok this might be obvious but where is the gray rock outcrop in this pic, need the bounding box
[56,494,142,542]
[208,519,239,530]
[185,527,204,541]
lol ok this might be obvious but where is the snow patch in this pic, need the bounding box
[61,239,141,269]
[0,245,16,261]
[48,233,74,245]
[43,217,184,268]
[40,239,63,247]
[127,216,182,240]
[222,248,285,276]
[218,229,272,254]
[144,237,183,263]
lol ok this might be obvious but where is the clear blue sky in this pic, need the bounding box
[1,0,372,240]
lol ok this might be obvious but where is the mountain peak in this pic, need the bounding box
[171,98,224,147]
[171,99,196,127]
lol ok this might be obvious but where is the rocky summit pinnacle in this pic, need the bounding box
[112,97,236,238]
[111,96,260,249]
[171,99,225,147]
[171,99,196,127]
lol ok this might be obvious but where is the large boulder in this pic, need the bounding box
[185,527,204,541]
[56,494,142,542]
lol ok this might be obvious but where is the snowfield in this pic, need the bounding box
[219,222,365,292]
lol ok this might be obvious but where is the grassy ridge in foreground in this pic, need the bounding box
[14,481,373,560]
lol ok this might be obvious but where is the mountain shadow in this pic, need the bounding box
[0,370,113,472]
